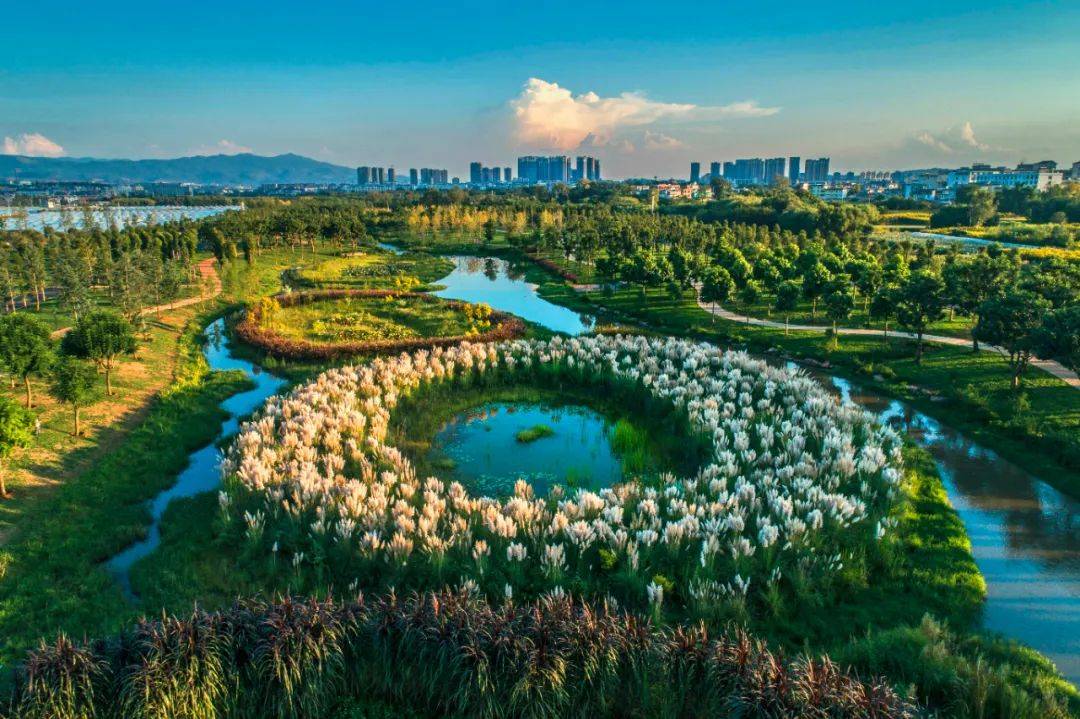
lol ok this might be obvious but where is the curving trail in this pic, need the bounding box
[50,257,221,339]
[694,289,1080,390]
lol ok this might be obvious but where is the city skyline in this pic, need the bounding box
[3,1,1079,178]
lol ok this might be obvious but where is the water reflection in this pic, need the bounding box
[433,256,595,335]
[815,367,1080,683]
[430,402,623,497]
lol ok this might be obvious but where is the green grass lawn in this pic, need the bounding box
[271,295,484,343]
[294,248,454,289]
[0,304,252,667]
[729,294,976,339]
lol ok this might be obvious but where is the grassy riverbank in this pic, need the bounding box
[0,304,252,667]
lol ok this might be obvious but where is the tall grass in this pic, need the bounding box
[7,590,917,719]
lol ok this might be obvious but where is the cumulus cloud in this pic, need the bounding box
[510,78,778,151]
[2,132,65,157]
[644,130,685,150]
[192,139,253,156]
[914,121,991,155]
[958,121,990,151]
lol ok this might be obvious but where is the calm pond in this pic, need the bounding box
[0,205,239,231]
[105,318,286,596]
[430,402,624,497]
[433,255,595,335]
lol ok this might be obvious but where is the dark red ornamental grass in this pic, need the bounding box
[9,590,917,719]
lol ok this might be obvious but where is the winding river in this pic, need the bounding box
[105,252,1079,684]
[105,319,286,597]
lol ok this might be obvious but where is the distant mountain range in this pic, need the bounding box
[0,153,357,186]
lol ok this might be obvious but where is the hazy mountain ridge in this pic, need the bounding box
[0,153,356,185]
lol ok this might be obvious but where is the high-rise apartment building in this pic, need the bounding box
[804,158,831,182]
[419,168,447,185]
[722,161,735,180]
[586,157,601,181]
[469,162,483,184]
[409,168,418,185]
[788,156,801,183]
[357,166,372,184]
[764,158,786,185]
[504,167,512,182]
[709,161,721,180]
[518,155,578,183]
[690,162,701,183]
[550,155,570,183]
[387,168,395,185]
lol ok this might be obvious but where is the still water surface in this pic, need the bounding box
[433,256,595,335]
[1,205,238,231]
[431,402,623,497]
[819,372,1080,684]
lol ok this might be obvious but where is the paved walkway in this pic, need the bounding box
[50,257,221,339]
[694,290,1080,390]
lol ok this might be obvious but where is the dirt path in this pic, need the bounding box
[695,289,1080,390]
[50,258,221,339]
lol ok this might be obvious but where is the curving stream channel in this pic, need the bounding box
[105,319,287,597]
[105,253,1079,684]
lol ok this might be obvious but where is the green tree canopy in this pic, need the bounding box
[60,311,137,396]
[49,357,100,437]
[974,291,1054,388]
[0,313,54,408]
[895,271,947,364]
[0,395,34,498]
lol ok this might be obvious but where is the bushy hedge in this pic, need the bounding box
[234,290,526,360]
[525,252,581,283]
[8,590,916,719]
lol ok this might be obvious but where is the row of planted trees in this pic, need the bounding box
[0,311,137,497]
[0,222,198,321]
[506,206,1078,383]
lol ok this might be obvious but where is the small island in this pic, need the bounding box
[514,423,555,443]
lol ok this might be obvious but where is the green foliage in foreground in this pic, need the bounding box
[8,591,918,719]
[514,423,555,443]
[0,309,252,667]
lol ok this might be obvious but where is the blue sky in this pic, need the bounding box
[2,1,1078,177]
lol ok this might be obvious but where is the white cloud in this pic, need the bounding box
[958,121,990,151]
[510,78,777,151]
[643,130,685,150]
[2,132,65,157]
[913,121,991,155]
[191,139,253,156]
[914,130,954,154]
[705,100,781,119]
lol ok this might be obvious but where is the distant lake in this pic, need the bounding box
[0,205,240,232]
